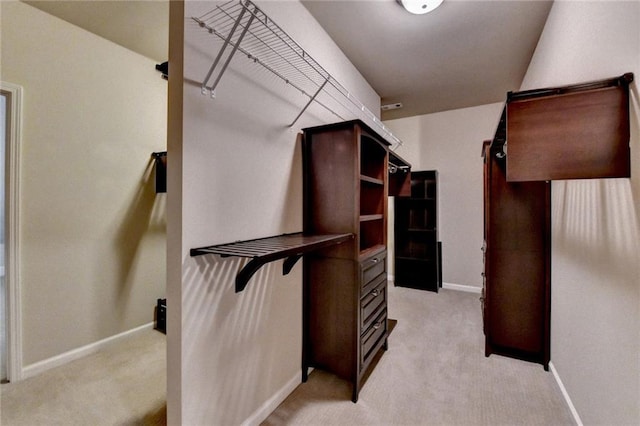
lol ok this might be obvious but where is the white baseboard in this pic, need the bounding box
[21,322,154,380]
[388,277,481,294]
[549,362,583,426]
[242,371,302,426]
[442,282,482,294]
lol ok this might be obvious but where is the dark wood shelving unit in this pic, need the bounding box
[190,232,353,292]
[394,170,441,292]
[302,119,390,402]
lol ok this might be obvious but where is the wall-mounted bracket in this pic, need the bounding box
[152,151,167,193]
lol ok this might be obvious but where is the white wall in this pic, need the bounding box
[385,103,503,288]
[520,1,640,424]
[168,1,381,424]
[1,2,167,369]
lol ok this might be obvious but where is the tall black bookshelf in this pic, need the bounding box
[394,170,441,292]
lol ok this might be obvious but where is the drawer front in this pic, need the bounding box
[362,271,386,300]
[361,309,387,367]
[361,279,387,332]
[361,250,387,294]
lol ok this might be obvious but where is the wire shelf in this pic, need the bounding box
[192,0,403,148]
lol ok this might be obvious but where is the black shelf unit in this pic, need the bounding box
[394,170,441,292]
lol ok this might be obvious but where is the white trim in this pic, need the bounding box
[387,277,482,294]
[442,282,482,294]
[21,322,154,380]
[242,371,303,426]
[549,362,583,426]
[1,82,23,382]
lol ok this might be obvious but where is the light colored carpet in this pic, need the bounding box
[1,287,575,426]
[0,327,166,426]
[263,286,576,426]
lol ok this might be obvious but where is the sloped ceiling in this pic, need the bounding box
[24,0,169,63]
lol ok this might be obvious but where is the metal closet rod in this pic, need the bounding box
[389,164,410,174]
[192,0,402,148]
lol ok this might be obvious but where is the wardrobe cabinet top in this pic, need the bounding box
[490,73,633,182]
[302,119,391,147]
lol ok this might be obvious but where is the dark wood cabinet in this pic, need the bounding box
[480,74,633,369]
[482,142,551,369]
[394,170,441,292]
[301,120,390,402]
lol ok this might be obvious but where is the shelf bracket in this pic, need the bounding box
[288,78,329,128]
[283,254,303,275]
[235,258,265,293]
[151,151,167,193]
[236,253,302,292]
[199,3,256,97]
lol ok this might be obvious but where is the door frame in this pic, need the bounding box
[1,81,23,382]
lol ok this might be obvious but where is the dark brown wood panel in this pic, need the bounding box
[483,146,551,369]
[303,128,358,235]
[488,249,546,353]
[506,84,630,181]
[305,256,358,381]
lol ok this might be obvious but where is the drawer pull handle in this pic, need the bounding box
[372,258,379,264]
[373,321,383,330]
[371,289,380,297]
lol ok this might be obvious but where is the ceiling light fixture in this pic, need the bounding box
[398,0,444,15]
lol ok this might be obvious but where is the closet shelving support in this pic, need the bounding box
[192,0,403,148]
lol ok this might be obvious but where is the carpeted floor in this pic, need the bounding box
[263,286,576,426]
[0,327,167,426]
[0,286,575,426]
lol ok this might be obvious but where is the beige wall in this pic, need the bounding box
[520,1,640,424]
[1,2,167,368]
[385,103,503,288]
[169,1,381,423]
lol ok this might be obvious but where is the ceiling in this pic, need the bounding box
[25,0,553,120]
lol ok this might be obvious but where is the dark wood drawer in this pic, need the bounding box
[361,279,386,332]
[361,309,387,367]
[361,250,387,292]
[361,271,386,299]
